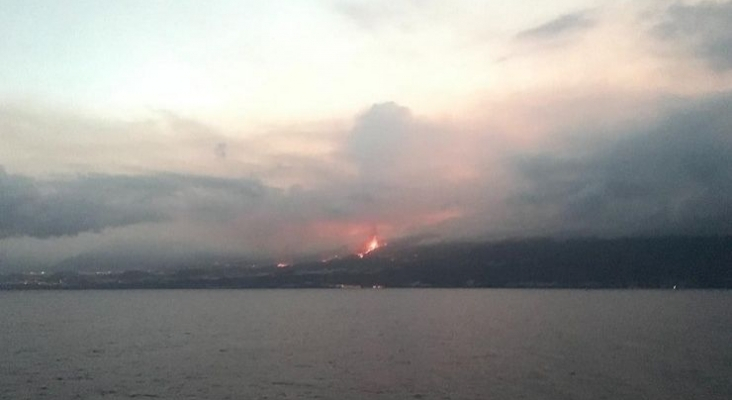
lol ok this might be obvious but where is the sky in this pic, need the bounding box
[1,0,732,270]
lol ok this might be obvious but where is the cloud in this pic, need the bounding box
[0,104,232,177]
[345,101,481,187]
[214,142,227,159]
[0,102,344,187]
[515,11,594,41]
[513,92,732,236]
[336,1,399,30]
[346,102,413,180]
[3,88,731,271]
[334,0,441,31]
[0,100,481,254]
[0,169,268,239]
[0,169,159,239]
[653,1,732,71]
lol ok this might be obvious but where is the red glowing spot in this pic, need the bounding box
[357,235,383,258]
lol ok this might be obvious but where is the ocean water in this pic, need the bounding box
[1,289,731,400]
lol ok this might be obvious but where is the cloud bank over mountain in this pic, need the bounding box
[1,1,732,271]
[2,90,731,270]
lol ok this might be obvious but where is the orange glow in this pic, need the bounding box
[357,235,383,258]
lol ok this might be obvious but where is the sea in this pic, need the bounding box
[1,289,731,400]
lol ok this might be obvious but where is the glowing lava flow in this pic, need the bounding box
[357,236,383,258]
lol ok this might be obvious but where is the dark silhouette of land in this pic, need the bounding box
[2,236,731,289]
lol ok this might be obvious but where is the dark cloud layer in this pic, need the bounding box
[0,169,267,239]
[515,11,594,40]
[654,1,732,71]
[514,92,732,236]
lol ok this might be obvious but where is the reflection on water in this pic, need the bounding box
[1,289,731,399]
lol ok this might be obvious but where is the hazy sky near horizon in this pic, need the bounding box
[2,0,732,269]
